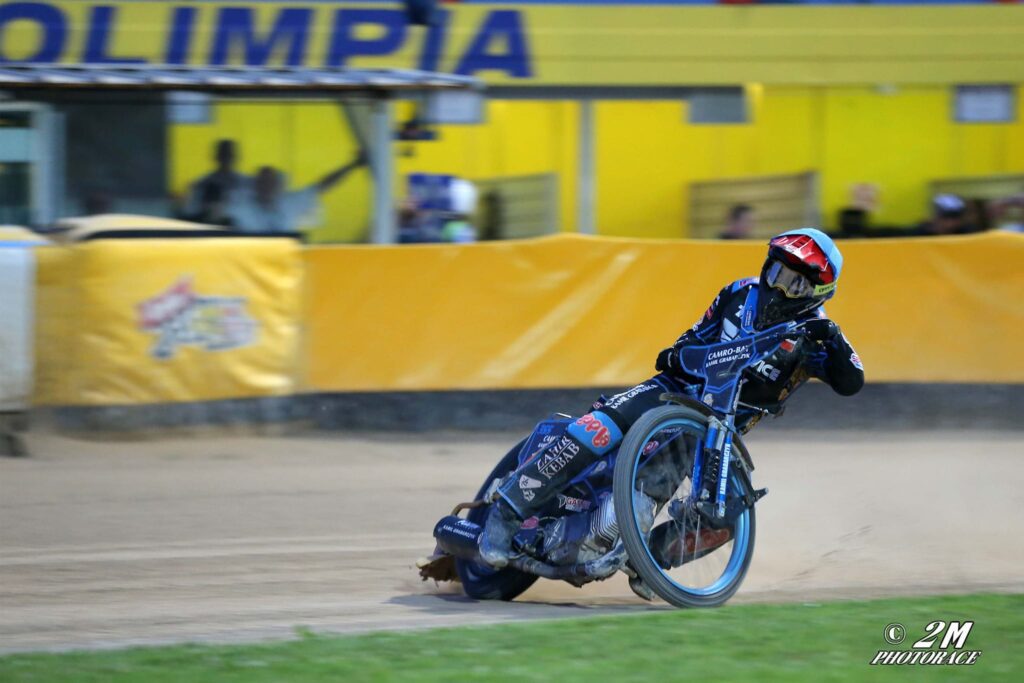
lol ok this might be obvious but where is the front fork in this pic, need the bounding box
[689,416,734,521]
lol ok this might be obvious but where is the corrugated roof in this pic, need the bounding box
[0,64,480,93]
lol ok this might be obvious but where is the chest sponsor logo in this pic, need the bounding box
[753,360,782,381]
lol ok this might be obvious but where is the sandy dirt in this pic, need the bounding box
[1,429,1022,653]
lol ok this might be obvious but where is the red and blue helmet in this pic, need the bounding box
[757,228,843,326]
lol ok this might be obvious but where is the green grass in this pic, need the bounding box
[1,593,1021,682]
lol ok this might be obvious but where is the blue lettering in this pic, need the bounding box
[210,7,312,66]
[165,6,197,65]
[0,2,66,63]
[417,8,449,72]
[327,9,406,67]
[454,10,531,79]
[84,6,146,64]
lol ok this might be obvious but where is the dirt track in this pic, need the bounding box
[2,429,1022,653]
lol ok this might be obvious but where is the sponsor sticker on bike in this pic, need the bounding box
[556,494,592,512]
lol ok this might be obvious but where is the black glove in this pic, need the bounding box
[802,318,839,342]
[656,347,679,373]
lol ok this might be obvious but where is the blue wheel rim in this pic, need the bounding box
[631,418,751,597]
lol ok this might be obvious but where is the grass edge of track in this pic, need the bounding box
[1,592,1021,682]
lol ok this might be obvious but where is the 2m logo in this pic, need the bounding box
[913,621,974,650]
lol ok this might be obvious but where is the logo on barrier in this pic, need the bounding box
[137,277,257,359]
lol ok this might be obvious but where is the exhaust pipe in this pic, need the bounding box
[432,515,483,561]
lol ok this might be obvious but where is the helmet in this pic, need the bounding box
[757,228,843,327]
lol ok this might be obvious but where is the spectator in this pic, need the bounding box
[440,179,478,243]
[183,139,250,225]
[719,204,756,240]
[915,194,977,236]
[226,152,366,234]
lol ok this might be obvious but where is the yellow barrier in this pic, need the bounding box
[304,232,1024,391]
[34,238,303,406]
[33,232,1024,407]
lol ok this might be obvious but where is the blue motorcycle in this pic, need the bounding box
[420,321,803,607]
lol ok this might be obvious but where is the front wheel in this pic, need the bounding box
[455,439,539,601]
[613,405,757,608]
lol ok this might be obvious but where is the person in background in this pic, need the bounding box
[226,152,366,234]
[915,194,977,236]
[440,179,478,243]
[183,139,250,225]
[719,204,756,240]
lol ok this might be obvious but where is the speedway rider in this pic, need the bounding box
[479,228,865,571]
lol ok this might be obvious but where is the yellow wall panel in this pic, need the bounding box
[304,233,1024,392]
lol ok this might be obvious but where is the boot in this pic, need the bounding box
[477,433,598,567]
[477,499,520,568]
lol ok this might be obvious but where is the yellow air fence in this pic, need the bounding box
[32,232,1024,407]
[304,232,1024,392]
[34,238,303,406]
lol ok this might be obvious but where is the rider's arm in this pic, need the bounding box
[805,326,865,396]
[655,285,729,375]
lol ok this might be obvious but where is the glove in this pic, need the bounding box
[803,318,839,342]
[656,347,679,373]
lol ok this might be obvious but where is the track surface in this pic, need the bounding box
[2,429,1022,653]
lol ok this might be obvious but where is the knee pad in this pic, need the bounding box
[567,410,625,456]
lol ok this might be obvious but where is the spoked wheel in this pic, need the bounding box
[455,439,539,601]
[613,405,756,608]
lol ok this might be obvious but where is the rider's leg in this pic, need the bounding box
[478,378,672,568]
[479,420,622,567]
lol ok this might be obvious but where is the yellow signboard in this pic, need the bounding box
[2,2,1023,85]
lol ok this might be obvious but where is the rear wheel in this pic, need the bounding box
[613,405,757,608]
[455,439,539,601]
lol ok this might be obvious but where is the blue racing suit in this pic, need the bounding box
[497,277,865,517]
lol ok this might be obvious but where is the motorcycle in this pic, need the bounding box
[418,320,805,607]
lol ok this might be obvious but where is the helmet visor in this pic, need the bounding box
[766,260,817,299]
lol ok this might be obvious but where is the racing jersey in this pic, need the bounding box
[655,277,865,430]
